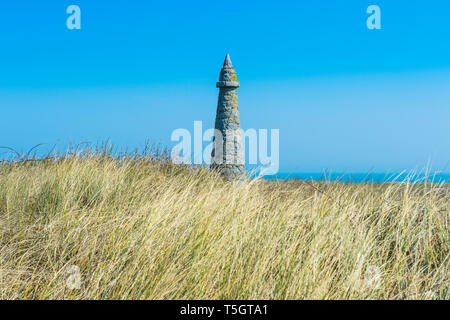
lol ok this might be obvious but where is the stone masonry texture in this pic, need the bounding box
[211,54,245,180]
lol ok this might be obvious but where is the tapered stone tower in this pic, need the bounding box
[211,54,245,180]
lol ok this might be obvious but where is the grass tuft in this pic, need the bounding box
[0,150,448,299]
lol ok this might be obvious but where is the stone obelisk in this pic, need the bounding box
[211,54,245,180]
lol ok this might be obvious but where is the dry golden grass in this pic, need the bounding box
[0,152,448,299]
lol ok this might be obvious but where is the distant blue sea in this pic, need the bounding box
[265,172,450,183]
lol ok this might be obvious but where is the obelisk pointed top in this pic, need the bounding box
[223,54,233,67]
[217,53,239,87]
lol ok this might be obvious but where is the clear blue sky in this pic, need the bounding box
[1,0,449,173]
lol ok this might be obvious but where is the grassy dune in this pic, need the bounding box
[0,153,448,299]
